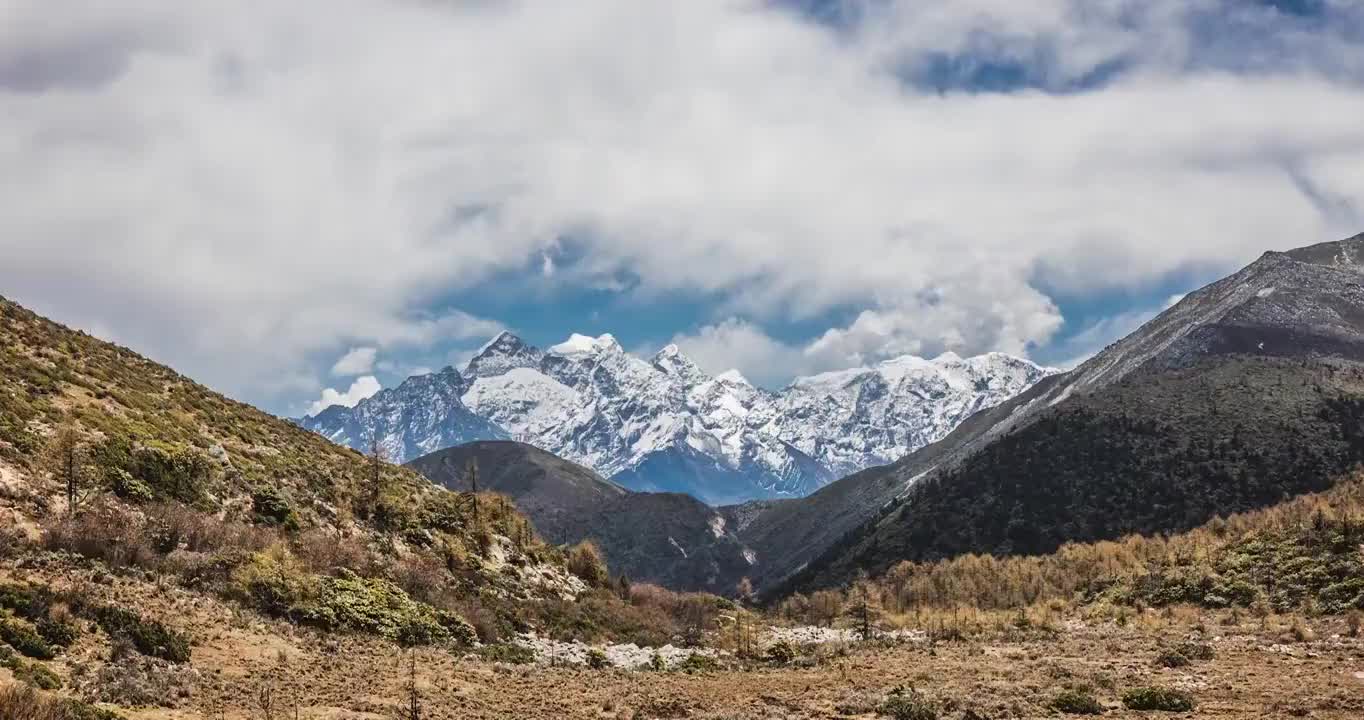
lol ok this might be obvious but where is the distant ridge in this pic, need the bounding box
[302,334,1054,504]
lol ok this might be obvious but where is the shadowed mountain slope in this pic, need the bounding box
[408,441,758,590]
[772,233,1364,594]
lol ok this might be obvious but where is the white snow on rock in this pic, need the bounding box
[513,634,717,669]
[300,330,1055,502]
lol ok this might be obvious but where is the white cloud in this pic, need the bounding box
[670,319,810,387]
[306,375,381,416]
[1,1,1361,409]
[1051,293,1188,368]
[331,346,377,376]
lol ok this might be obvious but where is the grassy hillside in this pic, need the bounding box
[0,294,436,526]
[776,469,1364,627]
[0,296,742,660]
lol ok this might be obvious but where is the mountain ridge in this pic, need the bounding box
[301,333,1055,504]
[773,232,1364,594]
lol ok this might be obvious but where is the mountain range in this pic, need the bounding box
[770,233,1364,595]
[398,233,1364,598]
[301,331,1055,504]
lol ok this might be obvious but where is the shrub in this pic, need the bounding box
[880,687,940,720]
[676,652,719,673]
[1177,641,1215,661]
[764,640,797,665]
[1122,687,1195,712]
[12,662,61,690]
[305,569,463,647]
[251,486,298,529]
[585,648,610,669]
[109,468,154,504]
[1154,649,1190,668]
[435,610,478,648]
[566,542,608,587]
[648,652,667,671]
[0,619,55,660]
[476,643,534,664]
[1050,688,1103,715]
[36,619,79,649]
[232,548,316,617]
[90,607,191,664]
[0,682,126,720]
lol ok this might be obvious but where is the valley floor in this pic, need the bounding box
[7,559,1362,720]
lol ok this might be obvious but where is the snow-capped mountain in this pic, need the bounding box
[304,367,508,462]
[298,332,1056,504]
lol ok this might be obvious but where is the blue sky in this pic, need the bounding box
[1,0,1361,416]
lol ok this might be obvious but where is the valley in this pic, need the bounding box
[3,236,1364,720]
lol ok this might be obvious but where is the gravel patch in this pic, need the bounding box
[514,633,717,669]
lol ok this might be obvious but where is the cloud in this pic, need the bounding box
[1,1,1362,411]
[306,375,381,416]
[331,347,377,376]
[1050,293,1188,368]
[670,319,811,387]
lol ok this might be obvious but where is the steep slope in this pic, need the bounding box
[0,293,582,606]
[408,441,758,590]
[778,233,1364,593]
[303,331,1052,504]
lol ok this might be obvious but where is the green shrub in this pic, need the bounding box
[676,652,719,673]
[566,542,608,587]
[109,468,154,504]
[232,550,316,617]
[764,640,797,665]
[1154,649,1190,668]
[436,611,478,648]
[880,687,940,720]
[648,652,667,671]
[476,643,535,664]
[90,607,190,663]
[1122,687,1194,712]
[0,619,55,660]
[251,486,299,529]
[12,661,62,690]
[1050,688,1103,715]
[1177,641,1215,661]
[0,584,38,618]
[36,619,79,649]
[0,681,127,720]
[585,648,610,669]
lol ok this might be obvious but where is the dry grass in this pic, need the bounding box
[8,556,1364,720]
[0,683,122,720]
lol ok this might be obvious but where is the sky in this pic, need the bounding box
[1,0,1362,417]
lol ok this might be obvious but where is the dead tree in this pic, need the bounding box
[363,434,388,519]
[45,424,90,516]
[466,458,479,521]
[401,652,422,720]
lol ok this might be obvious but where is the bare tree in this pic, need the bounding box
[465,457,479,521]
[45,423,92,516]
[401,652,422,720]
[362,434,388,519]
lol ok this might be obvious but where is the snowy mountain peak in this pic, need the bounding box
[465,331,544,379]
[716,369,751,386]
[299,330,1056,504]
[550,332,621,357]
[652,344,710,386]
